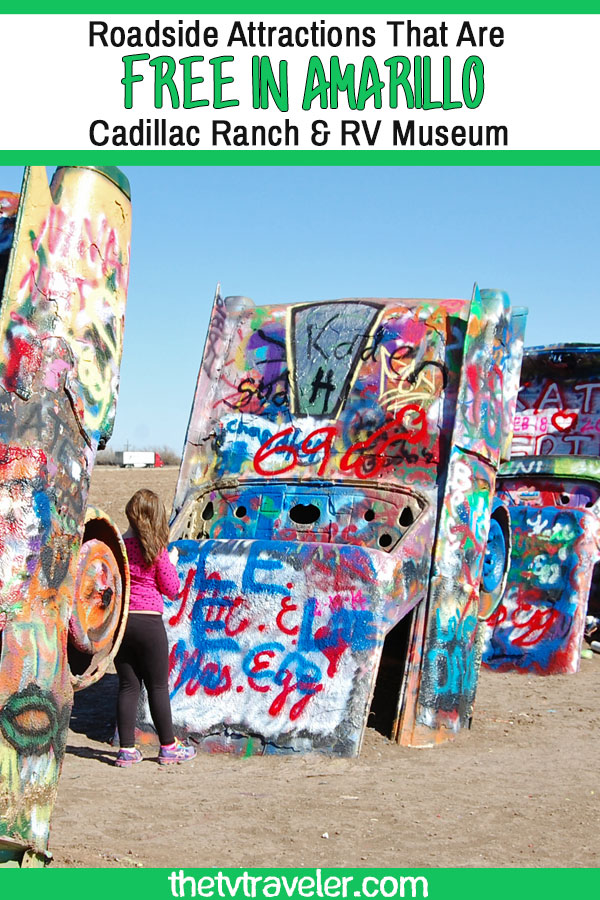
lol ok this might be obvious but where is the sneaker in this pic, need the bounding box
[158,738,196,766]
[115,747,143,767]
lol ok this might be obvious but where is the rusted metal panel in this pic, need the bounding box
[483,345,600,675]
[158,287,526,755]
[0,167,131,863]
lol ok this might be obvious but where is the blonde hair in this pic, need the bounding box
[125,489,169,566]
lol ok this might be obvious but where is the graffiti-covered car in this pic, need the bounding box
[0,167,131,866]
[483,345,600,675]
[154,287,526,756]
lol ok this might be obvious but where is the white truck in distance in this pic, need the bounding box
[115,451,164,468]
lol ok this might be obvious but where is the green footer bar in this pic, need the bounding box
[1,867,596,898]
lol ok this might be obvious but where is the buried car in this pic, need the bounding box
[149,287,527,756]
[0,167,131,865]
[483,345,600,674]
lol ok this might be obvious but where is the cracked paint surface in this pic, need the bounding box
[144,287,525,755]
[0,167,131,862]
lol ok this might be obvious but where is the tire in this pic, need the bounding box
[68,508,130,690]
[479,504,511,620]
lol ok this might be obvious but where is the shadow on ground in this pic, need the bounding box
[65,743,118,766]
[69,673,119,742]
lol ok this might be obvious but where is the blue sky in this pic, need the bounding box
[1,165,598,452]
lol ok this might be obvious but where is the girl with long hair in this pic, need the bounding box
[114,489,196,766]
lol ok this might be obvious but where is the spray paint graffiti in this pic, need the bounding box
[483,346,600,675]
[165,539,387,753]
[0,167,131,866]
[145,287,525,756]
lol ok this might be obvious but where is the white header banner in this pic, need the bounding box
[2,14,599,150]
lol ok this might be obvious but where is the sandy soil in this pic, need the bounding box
[47,467,600,868]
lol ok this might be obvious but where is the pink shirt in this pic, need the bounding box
[124,536,180,613]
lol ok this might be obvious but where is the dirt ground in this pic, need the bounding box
[48,467,600,868]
